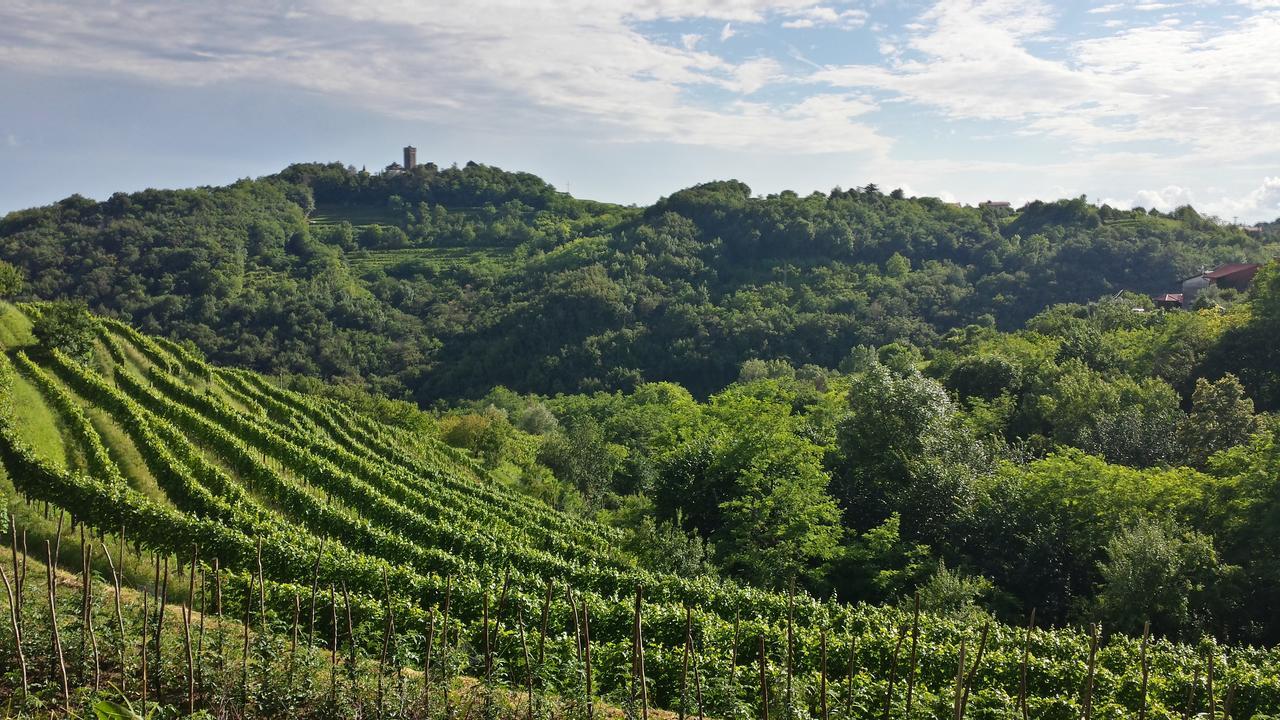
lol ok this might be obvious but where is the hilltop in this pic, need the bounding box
[1,161,1275,401]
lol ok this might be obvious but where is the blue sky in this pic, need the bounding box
[2,0,1279,221]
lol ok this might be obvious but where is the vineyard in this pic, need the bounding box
[1,302,1278,718]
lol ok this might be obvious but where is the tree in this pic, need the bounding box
[1177,374,1258,467]
[537,418,620,509]
[832,361,980,541]
[1096,519,1236,639]
[32,301,98,361]
[0,260,23,297]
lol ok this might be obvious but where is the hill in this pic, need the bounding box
[1,162,1275,401]
[3,303,1278,717]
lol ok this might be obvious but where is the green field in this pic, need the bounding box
[346,245,517,274]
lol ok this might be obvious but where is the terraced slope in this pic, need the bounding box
[2,305,1278,717]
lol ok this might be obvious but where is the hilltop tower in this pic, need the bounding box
[403,145,417,170]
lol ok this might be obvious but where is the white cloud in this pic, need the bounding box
[681,33,703,49]
[720,22,737,41]
[812,0,1280,165]
[1103,177,1280,221]
[781,6,869,29]
[0,0,890,155]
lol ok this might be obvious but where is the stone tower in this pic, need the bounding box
[403,146,417,170]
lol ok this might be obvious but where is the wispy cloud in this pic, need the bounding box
[0,0,890,155]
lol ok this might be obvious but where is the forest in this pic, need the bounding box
[2,161,1280,717]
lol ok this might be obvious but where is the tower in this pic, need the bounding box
[403,145,417,170]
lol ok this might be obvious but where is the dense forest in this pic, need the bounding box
[1,161,1274,401]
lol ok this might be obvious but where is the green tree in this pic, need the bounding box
[32,301,98,361]
[0,260,23,297]
[1177,374,1258,467]
[1096,518,1236,639]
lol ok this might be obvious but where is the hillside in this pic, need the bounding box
[3,302,1279,717]
[1,162,1275,401]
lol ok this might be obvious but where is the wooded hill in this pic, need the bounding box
[1,161,1274,401]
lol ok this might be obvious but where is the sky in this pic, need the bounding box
[2,0,1279,221]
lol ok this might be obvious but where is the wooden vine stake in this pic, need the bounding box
[378,569,393,719]
[846,632,856,717]
[85,545,100,691]
[289,591,300,688]
[634,584,649,720]
[423,608,435,715]
[759,634,769,720]
[819,629,829,720]
[1017,609,1036,720]
[329,584,338,706]
[183,545,197,715]
[583,596,595,720]
[0,564,27,694]
[959,622,990,719]
[141,588,149,710]
[904,592,921,719]
[156,554,169,704]
[692,611,704,720]
[1184,667,1199,720]
[517,606,534,720]
[102,540,124,691]
[538,578,552,668]
[883,624,906,720]
[681,606,692,720]
[1082,623,1099,720]
[307,539,325,647]
[951,638,966,720]
[787,579,795,718]
[729,611,740,701]
[1208,650,1216,720]
[46,540,71,712]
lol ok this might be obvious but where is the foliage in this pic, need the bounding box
[32,300,98,360]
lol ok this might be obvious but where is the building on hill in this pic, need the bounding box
[1154,293,1184,310]
[979,200,1011,209]
[1179,263,1261,307]
[404,145,417,170]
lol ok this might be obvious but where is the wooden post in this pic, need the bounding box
[46,540,71,712]
[1184,667,1199,720]
[787,580,795,718]
[378,574,391,720]
[196,563,207,693]
[820,629,829,720]
[568,587,583,664]
[496,565,512,615]
[951,639,966,720]
[635,585,648,720]
[0,565,27,694]
[759,634,769,720]
[692,611,704,720]
[959,622,990,720]
[185,545,197,714]
[157,554,169,704]
[289,591,300,687]
[329,584,338,706]
[883,624,906,720]
[86,543,101,690]
[441,576,453,718]
[423,608,435,713]
[8,515,21,629]
[904,592,921,720]
[1018,609,1036,720]
[255,539,266,633]
[141,588,149,710]
[307,539,325,648]
[730,611,740,699]
[846,633,856,718]
[1208,651,1216,720]
[583,598,595,720]
[342,581,356,698]
[482,589,492,685]
[518,606,533,720]
[241,571,253,709]
[99,542,126,698]
[538,578,552,668]
[1082,624,1099,720]
[682,607,691,720]
[182,580,195,716]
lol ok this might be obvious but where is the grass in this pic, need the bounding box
[346,246,516,274]
[310,202,402,230]
[0,301,34,350]
[8,371,68,471]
